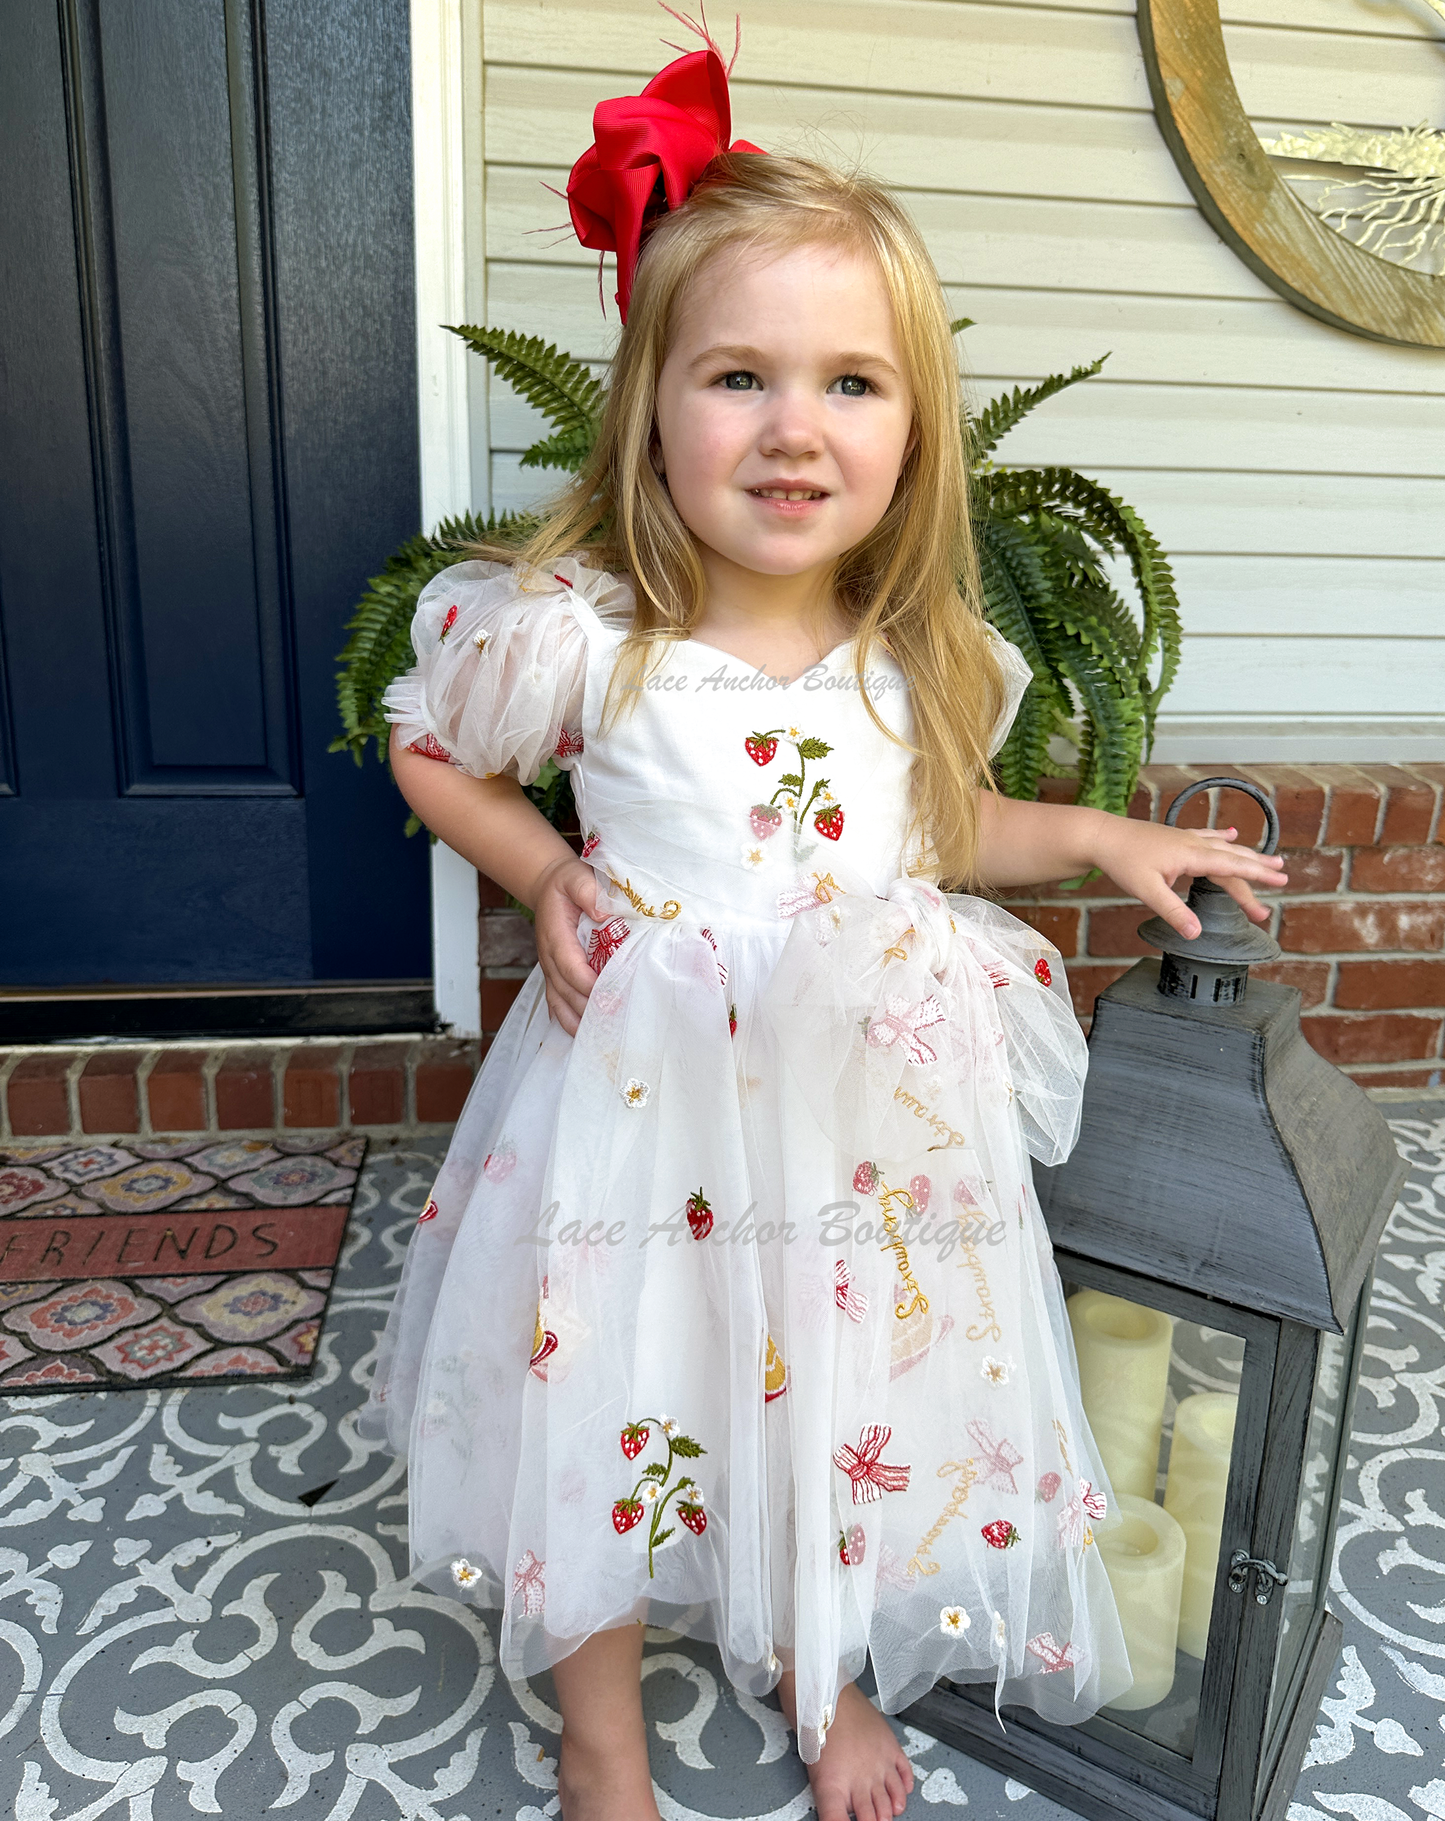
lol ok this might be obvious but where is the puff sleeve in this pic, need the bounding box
[985,625,1035,758]
[383,560,592,785]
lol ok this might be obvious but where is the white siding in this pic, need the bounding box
[472,0,1445,760]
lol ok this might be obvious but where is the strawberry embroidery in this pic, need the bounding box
[438,604,458,642]
[483,1141,517,1183]
[981,1518,1021,1550]
[581,829,600,858]
[744,727,844,842]
[728,1003,737,1037]
[853,1160,879,1195]
[686,1188,714,1241]
[612,1414,707,1574]
[1034,957,1053,987]
[408,733,452,762]
[837,1524,866,1567]
[1036,1471,1062,1503]
[909,1174,931,1213]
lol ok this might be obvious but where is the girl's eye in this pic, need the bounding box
[831,374,871,398]
[720,371,760,390]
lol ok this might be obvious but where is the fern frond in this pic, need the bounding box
[520,425,595,472]
[447,326,605,441]
[970,357,1108,460]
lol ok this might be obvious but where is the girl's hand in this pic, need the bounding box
[1092,817,1288,942]
[532,855,600,1035]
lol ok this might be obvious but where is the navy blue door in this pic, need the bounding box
[0,0,429,986]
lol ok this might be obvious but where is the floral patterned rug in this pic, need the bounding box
[0,1135,364,1390]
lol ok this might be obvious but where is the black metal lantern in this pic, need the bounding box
[905,779,1406,1821]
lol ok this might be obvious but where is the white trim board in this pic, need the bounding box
[1150,720,1445,764]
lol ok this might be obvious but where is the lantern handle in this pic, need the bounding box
[1162,776,1280,857]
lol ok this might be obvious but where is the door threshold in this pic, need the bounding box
[0,981,438,1043]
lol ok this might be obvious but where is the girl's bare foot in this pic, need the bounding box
[552,1623,662,1821]
[777,1672,915,1821]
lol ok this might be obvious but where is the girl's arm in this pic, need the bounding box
[975,792,1288,943]
[391,731,599,1034]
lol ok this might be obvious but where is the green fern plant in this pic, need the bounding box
[332,321,1180,830]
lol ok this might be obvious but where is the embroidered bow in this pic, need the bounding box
[566,43,764,322]
[511,1549,545,1615]
[965,1418,1024,1495]
[866,993,947,1068]
[834,1259,869,1323]
[832,1424,912,1505]
[1026,1631,1078,1673]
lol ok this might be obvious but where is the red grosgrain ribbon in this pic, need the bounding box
[566,48,764,322]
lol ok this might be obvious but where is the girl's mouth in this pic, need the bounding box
[749,487,828,501]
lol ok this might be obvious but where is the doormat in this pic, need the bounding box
[0,1135,366,1393]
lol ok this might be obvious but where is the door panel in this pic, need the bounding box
[0,0,429,986]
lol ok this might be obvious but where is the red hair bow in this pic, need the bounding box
[566,47,764,323]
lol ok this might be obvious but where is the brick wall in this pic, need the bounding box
[1002,763,1445,1092]
[0,1036,481,1143]
[480,763,1445,1093]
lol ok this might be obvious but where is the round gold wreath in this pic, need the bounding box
[1137,0,1444,349]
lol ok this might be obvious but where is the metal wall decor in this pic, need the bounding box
[1136,0,1445,348]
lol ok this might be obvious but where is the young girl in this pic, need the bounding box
[361,40,1284,1821]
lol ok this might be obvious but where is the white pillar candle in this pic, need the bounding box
[1098,1493,1187,1711]
[1068,1289,1174,1501]
[1163,1392,1239,1659]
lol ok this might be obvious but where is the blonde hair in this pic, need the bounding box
[497,152,1005,887]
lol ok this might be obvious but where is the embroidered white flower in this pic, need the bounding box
[981,1356,1012,1387]
[640,1482,661,1503]
[940,1605,970,1637]
[742,844,767,869]
[787,725,802,740]
[660,1415,678,1437]
[686,1483,704,1507]
[992,1610,1008,1649]
[784,794,797,809]
[819,1702,834,1741]
[473,630,488,652]
[621,1078,651,1109]
[451,1557,482,1588]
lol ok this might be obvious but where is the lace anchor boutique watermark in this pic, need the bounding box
[512,1198,1007,1254]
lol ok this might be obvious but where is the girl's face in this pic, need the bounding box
[653,240,915,589]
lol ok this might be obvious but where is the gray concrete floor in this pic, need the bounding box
[4,1114,1445,1820]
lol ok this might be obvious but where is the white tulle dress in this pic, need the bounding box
[359,555,1132,1759]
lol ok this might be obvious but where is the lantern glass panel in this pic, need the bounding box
[1265,1286,1363,1746]
[1063,1282,1247,1761]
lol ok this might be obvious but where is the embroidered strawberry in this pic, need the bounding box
[749,803,783,839]
[439,604,458,642]
[612,1498,645,1534]
[621,1421,650,1460]
[417,1198,439,1224]
[677,1500,707,1535]
[581,828,600,858]
[908,1175,931,1214]
[1034,957,1053,987]
[981,1519,1021,1550]
[745,733,779,766]
[1036,1472,1062,1503]
[686,1188,714,1241]
[728,1003,737,1037]
[837,1524,866,1566]
[814,805,845,841]
[853,1160,878,1196]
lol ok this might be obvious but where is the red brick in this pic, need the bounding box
[1252,960,1331,1009]
[1065,962,1133,1020]
[215,1052,276,1129]
[1302,1012,1442,1065]
[1211,782,1269,851]
[1344,1065,1444,1089]
[348,1042,409,1126]
[7,1053,74,1137]
[1084,905,1154,958]
[415,1040,480,1123]
[1145,767,1211,828]
[481,977,526,1033]
[1010,904,1081,957]
[78,1051,141,1134]
[1334,959,1445,1011]
[283,1047,342,1129]
[1407,765,1445,842]
[1360,765,1437,846]
[1036,776,1079,807]
[1238,767,1326,849]
[1274,848,1344,895]
[1125,786,1152,822]
[146,1051,206,1132]
[477,872,509,909]
[1324,769,1384,847]
[1280,901,1445,955]
[1351,847,1445,894]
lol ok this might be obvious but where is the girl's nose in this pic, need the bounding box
[759,388,825,460]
